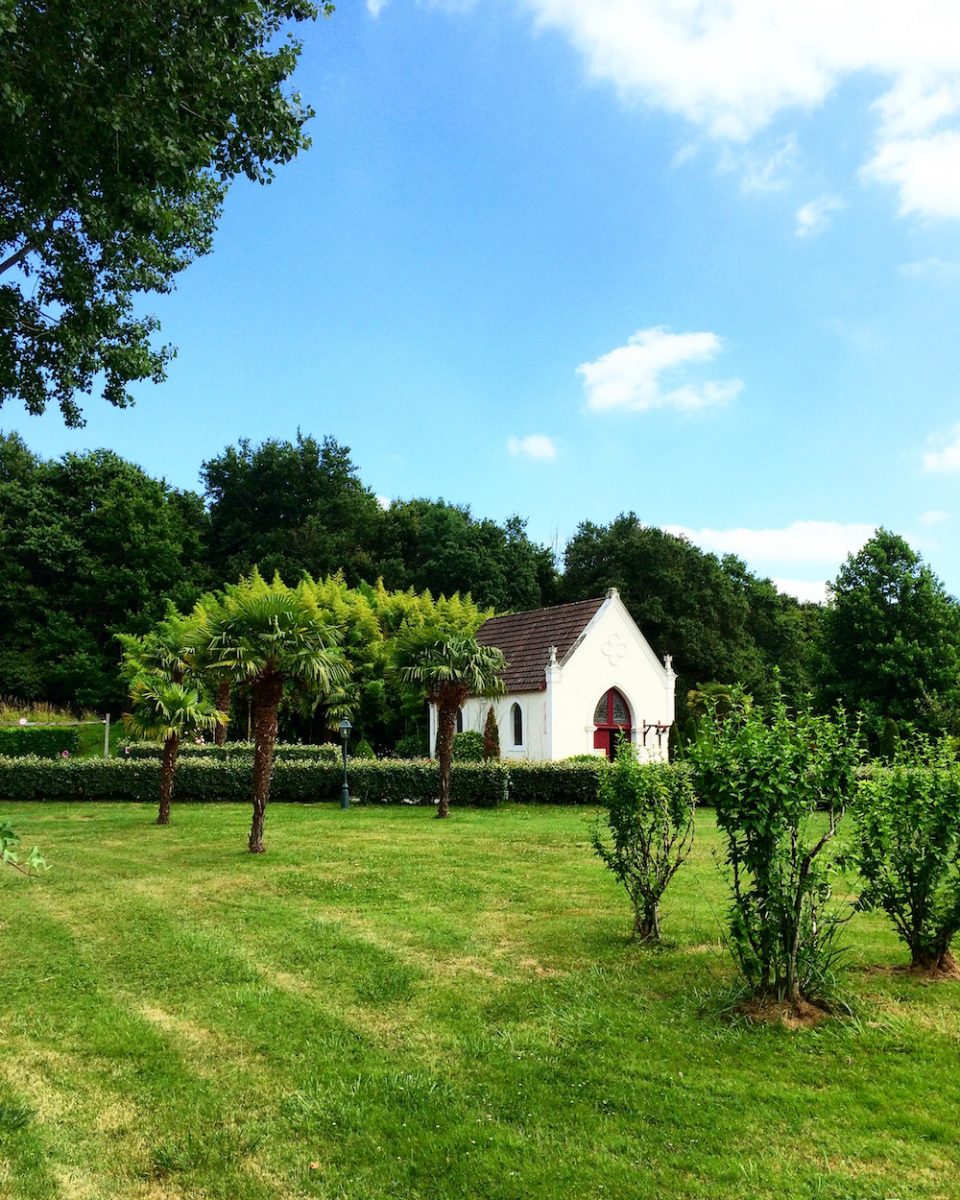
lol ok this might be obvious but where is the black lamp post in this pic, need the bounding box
[338,717,351,809]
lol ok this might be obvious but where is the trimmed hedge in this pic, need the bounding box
[120,741,342,763]
[0,755,617,806]
[504,760,607,805]
[0,726,81,759]
[0,756,509,807]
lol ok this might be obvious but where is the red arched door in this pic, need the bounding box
[593,688,632,759]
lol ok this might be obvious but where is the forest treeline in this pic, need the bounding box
[2,430,958,742]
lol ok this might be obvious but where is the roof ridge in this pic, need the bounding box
[483,595,605,622]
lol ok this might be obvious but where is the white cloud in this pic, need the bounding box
[577,326,742,413]
[918,509,950,525]
[861,130,960,218]
[367,0,388,14]
[900,256,960,278]
[923,424,960,472]
[664,519,876,565]
[507,433,557,460]
[772,578,829,604]
[517,1,960,218]
[795,194,844,237]
[376,494,392,509]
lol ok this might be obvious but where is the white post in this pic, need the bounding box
[103,712,111,759]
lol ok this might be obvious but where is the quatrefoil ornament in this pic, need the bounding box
[601,632,628,667]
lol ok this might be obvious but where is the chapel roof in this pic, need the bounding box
[476,595,607,692]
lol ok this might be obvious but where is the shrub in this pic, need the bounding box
[877,717,900,763]
[452,731,484,762]
[393,733,426,759]
[505,760,606,805]
[593,757,696,941]
[482,706,500,760]
[0,725,80,759]
[688,698,861,1013]
[852,742,960,975]
[353,738,376,760]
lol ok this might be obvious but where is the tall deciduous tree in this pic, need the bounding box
[376,499,558,612]
[0,0,331,425]
[202,434,382,586]
[818,530,960,732]
[395,632,505,818]
[0,434,209,709]
[201,572,347,853]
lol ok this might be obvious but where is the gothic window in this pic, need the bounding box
[593,688,631,727]
[456,708,463,734]
[511,703,523,746]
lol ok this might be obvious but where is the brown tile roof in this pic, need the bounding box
[476,596,606,692]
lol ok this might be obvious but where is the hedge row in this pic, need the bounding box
[0,726,81,759]
[0,756,608,805]
[120,741,342,763]
[504,760,607,805]
[0,756,509,806]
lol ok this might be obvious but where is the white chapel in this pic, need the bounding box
[429,589,676,762]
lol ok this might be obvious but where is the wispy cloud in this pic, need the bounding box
[923,425,960,473]
[736,135,798,194]
[664,519,876,565]
[367,0,388,16]
[577,326,742,414]
[900,257,960,279]
[507,434,557,460]
[795,194,844,237]
[516,1,960,219]
[918,509,951,525]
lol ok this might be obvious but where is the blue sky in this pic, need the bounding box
[6,0,960,602]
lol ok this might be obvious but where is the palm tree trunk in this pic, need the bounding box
[249,676,283,853]
[214,679,231,746]
[436,701,457,819]
[158,734,179,825]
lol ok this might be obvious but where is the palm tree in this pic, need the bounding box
[119,610,223,825]
[200,572,347,853]
[396,632,506,818]
[192,593,233,745]
[123,678,225,824]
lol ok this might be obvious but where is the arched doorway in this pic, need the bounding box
[593,688,632,759]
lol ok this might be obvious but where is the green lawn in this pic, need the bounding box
[1,803,959,1200]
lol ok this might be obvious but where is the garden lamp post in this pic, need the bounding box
[339,718,351,809]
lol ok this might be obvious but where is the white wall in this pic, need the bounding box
[458,693,548,760]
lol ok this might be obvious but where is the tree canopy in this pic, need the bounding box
[202,434,382,586]
[0,433,209,707]
[818,529,960,732]
[0,0,330,425]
